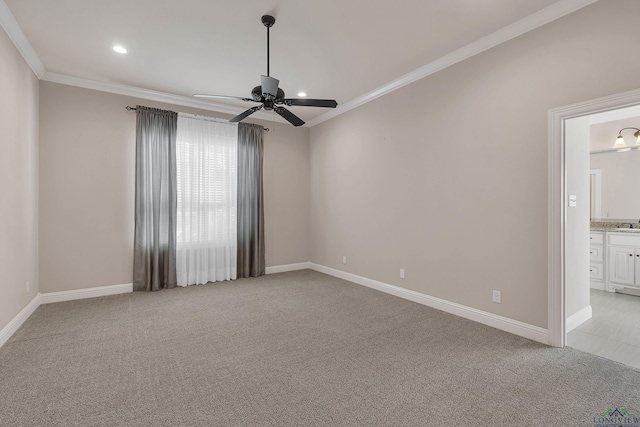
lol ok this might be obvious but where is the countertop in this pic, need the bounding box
[591,221,640,233]
[590,227,640,233]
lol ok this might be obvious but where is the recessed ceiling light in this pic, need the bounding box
[112,45,127,54]
[297,92,307,97]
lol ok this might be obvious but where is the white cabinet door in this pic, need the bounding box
[609,246,635,285]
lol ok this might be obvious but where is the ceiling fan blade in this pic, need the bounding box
[274,106,305,127]
[281,98,338,108]
[194,94,256,102]
[261,75,280,99]
[229,105,263,123]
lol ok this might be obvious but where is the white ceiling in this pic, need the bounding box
[3,0,595,126]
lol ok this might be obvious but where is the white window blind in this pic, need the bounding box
[176,113,238,286]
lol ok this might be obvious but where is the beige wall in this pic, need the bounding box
[8,0,640,334]
[309,0,640,329]
[262,124,310,267]
[0,26,39,332]
[39,82,309,293]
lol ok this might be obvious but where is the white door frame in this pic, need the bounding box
[548,87,640,347]
[589,169,602,219]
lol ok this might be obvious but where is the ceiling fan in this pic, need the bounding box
[194,15,338,127]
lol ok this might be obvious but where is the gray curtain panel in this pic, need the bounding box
[237,123,265,277]
[133,106,178,291]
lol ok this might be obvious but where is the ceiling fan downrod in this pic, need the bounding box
[261,15,275,77]
[192,13,337,127]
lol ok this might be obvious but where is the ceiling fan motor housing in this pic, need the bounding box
[251,86,285,106]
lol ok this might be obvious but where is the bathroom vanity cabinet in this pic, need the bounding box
[607,232,640,292]
[589,231,604,287]
[589,230,640,292]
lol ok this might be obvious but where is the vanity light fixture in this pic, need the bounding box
[614,127,640,150]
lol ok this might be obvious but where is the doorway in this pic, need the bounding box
[549,87,640,348]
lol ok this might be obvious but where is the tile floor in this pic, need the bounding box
[568,289,640,369]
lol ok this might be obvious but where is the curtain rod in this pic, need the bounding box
[125,106,269,131]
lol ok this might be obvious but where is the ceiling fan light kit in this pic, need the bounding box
[194,15,338,127]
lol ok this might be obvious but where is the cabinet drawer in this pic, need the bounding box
[590,263,604,280]
[608,233,640,247]
[589,246,603,262]
[590,232,604,245]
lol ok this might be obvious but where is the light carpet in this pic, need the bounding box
[1,270,638,426]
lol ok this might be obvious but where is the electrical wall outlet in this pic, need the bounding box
[26,281,30,293]
[342,256,347,264]
[400,269,405,279]
[492,290,501,304]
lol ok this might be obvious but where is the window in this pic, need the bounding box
[175,113,238,285]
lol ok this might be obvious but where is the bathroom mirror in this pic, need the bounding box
[590,114,640,222]
[589,155,640,222]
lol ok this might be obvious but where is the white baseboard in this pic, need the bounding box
[3,268,551,349]
[39,283,133,304]
[1,283,134,349]
[265,262,311,275]
[0,294,41,348]
[565,305,592,333]
[590,282,605,291]
[309,263,549,345]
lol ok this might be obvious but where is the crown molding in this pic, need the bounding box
[3,0,597,128]
[307,0,599,128]
[0,0,45,78]
[41,72,290,124]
